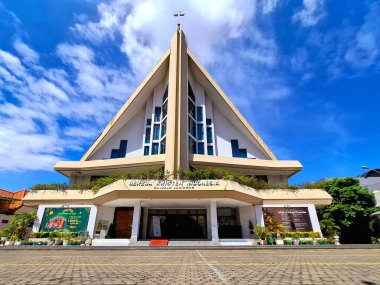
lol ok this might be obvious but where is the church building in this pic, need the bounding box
[23,27,332,246]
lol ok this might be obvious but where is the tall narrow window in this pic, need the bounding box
[154,107,161,122]
[189,138,196,154]
[162,101,167,118]
[153,124,160,140]
[231,140,247,158]
[197,123,204,140]
[161,119,167,138]
[207,146,214,155]
[160,138,166,154]
[144,146,150,156]
[152,143,159,155]
[206,118,212,126]
[163,86,168,102]
[207,127,213,143]
[197,142,205,154]
[189,118,196,138]
[196,106,203,122]
[146,118,152,126]
[145,127,151,144]
[188,99,195,119]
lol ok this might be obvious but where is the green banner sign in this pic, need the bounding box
[40,207,90,232]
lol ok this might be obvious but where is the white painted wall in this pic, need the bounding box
[94,206,115,235]
[33,205,98,238]
[89,107,146,160]
[238,206,256,238]
[213,108,268,159]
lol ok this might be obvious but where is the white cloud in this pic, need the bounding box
[293,0,326,26]
[13,39,39,64]
[262,0,281,14]
[344,1,380,69]
[72,0,256,78]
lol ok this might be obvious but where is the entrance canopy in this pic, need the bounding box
[23,179,332,207]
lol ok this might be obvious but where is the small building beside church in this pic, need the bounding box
[23,27,332,246]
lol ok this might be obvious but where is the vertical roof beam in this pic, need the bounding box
[165,27,189,174]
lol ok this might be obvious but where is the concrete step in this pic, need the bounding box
[168,241,215,246]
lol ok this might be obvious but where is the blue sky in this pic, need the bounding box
[0,0,379,191]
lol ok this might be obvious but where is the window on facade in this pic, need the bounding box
[147,118,152,126]
[153,124,160,140]
[189,118,196,138]
[207,145,214,155]
[206,118,212,126]
[207,127,213,143]
[255,175,268,182]
[160,138,166,154]
[162,101,167,118]
[231,139,247,158]
[145,127,151,144]
[197,142,205,154]
[144,146,150,156]
[189,137,196,154]
[197,123,204,140]
[110,140,128,158]
[154,107,161,122]
[161,119,167,138]
[1,219,9,224]
[188,99,195,119]
[152,143,159,155]
[163,86,168,102]
[196,106,203,122]
[217,208,237,226]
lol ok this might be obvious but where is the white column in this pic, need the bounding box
[308,205,322,235]
[210,200,219,244]
[130,200,141,243]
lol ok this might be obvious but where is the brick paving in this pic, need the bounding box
[0,249,379,284]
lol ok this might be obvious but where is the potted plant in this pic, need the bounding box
[253,225,268,245]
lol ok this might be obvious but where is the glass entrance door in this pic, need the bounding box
[147,209,207,239]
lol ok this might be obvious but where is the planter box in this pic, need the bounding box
[4,241,14,246]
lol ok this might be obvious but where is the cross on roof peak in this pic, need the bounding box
[173,11,185,28]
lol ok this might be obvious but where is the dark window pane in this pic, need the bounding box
[188,99,195,118]
[154,107,161,122]
[111,149,119,159]
[152,143,159,155]
[231,139,247,158]
[196,106,203,122]
[161,119,167,138]
[197,142,205,154]
[144,146,150,156]
[163,86,168,102]
[145,127,151,143]
[189,118,196,137]
[189,138,196,154]
[231,139,240,157]
[255,175,268,182]
[188,81,195,101]
[160,138,166,154]
[197,123,204,140]
[119,140,128,157]
[153,124,160,140]
[206,118,212,126]
[207,146,214,155]
[207,127,213,143]
[146,118,152,126]
[162,101,167,118]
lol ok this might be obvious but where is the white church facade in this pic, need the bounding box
[23,27,332,246]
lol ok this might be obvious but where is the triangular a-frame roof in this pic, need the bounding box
[55,26,301,178]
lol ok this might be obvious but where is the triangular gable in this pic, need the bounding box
[81,50,170,161]
[187,50,277,160]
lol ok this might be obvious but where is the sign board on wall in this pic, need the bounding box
[127,180,226,190]
[152,216,161,237]
[263,207,313,232]
[40,207,90,232]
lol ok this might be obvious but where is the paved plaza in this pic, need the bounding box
[0,248,379,284]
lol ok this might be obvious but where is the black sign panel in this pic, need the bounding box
[263,207,313,232]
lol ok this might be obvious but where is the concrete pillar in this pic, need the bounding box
[130,200,141,243]
[210,200,219,244]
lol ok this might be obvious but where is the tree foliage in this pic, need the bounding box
[317,178,377,243]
